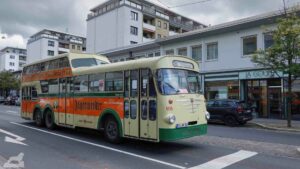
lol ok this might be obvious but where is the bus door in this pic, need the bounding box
[140,69,157,140]
[58,77,73,125]
[124,70,139,138]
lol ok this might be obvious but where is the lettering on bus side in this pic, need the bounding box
[75,100,102,111]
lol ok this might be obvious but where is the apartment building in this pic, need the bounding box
[86,0,207,53]
[0,47,27,72]
[99,8,300,120]
[27,29,86,64]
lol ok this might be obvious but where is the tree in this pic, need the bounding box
[252,11,300,127]
[0,71,20,97]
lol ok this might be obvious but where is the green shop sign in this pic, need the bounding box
[239,70,283,80]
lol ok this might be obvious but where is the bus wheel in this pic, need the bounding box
[104,116,121,143]
[45,110,56,130]
[34,109,44,127]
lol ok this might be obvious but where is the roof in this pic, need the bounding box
[101,6,300,56]
[23,53,110,67]
[29,29,85,39]
[0,47,26,52]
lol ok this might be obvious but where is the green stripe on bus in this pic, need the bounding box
[38,92,124,98]
[159,124,207,141]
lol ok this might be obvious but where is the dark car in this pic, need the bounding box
[4,96,17,105]
[206,99,253,126]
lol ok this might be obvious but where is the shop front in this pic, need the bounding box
[204,69,300,120]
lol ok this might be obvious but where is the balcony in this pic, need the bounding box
[169,18,195,31]
[143,23,156,32]
[169,31,179,36]
[143,37,155,43]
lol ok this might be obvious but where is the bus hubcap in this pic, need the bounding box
[107,122,117,138]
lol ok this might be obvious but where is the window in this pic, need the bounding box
[130,100,137,119]
[157,21,161,28]
[264,33,274,49]
[59,57,70,68]
[178,48,187,56]
[141,100,147,120]
[165,49,174,55]
[89,73,105,92]
[105,72,123,91]
[163,22,168,29]
[130,26,138,35]
[71,58,108,68]
[243,36,257,55]
[10,55,15,59]
[207,43,218,60]
[149,100,156,121]
[48,59,59,70]
[130,41,137,44]
[131,11,138,21]
[157,34,161,38]
[148,53,154,57]
[141,69,149,97]
[74,75,89,93]
[77,45,81,50]
[9,62,14,66]
[130,70,138,97]
[48,40,54,47]
[31,87,38,100]
[155,51,161,56]
[40,80,49,93]
[192,45,202,61]
[124,101,129,118]
[48,50,54,56]
[48,79,59,94]
[72,44,75,50]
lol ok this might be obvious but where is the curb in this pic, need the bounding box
[248,122,300,132]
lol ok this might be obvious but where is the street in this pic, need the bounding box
[0,104,299,169]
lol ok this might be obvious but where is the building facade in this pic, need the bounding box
[0,47,27,72]
[99,8,300,120]
[86,0,207,53]
[27,29,86,64]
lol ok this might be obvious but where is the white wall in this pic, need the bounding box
[87,6,143,53]
[0,52,23,71]
[160,25,276,73]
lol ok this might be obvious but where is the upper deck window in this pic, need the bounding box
[71,58,108,68]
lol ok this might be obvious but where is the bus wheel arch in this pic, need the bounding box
[98,109,123,143]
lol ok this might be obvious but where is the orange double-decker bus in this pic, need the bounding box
[21,53,209,143]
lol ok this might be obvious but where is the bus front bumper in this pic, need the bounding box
[159,124,207,141]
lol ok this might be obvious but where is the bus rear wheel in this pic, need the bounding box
[34,109,44,127]
[104,116,121,143]
[45,110,56,130]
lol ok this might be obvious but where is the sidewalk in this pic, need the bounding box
[249,118,300,132]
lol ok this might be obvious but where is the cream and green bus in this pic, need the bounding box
[21,53,209,143]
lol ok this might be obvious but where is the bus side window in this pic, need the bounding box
[41,80,49,93]
[31,87,38,100]
[59,57,70,68]
[105,72,123,91]
[74,76,89,93]
[130,70,139,97]
[48,79,59,94]
[124,71,130,97]
[149,100,157,121]
[124,100,129,118]
[149,71,156,97]
[141,69,149,97]
[130,100,137,119]
[141,100,147,120]
[89,73,105,92]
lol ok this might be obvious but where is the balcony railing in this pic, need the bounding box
[143,23,156,32]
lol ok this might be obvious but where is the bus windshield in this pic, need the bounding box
[71,58,109,68]
[157,69,201,95]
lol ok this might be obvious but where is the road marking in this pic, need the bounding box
[189,150,257,169]
[11,122,185,169]
[3,153,24,169]
[0,129,27,146]
[0,111,19,117]
[6,111,18,114]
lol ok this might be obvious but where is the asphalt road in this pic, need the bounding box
[0,104,299,169]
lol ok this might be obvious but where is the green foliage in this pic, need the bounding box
[252,12,300,79]
[0,71,20,91]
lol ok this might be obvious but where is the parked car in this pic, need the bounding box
[206,99,253,126]
[0,96,4,104]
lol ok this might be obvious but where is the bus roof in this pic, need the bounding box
[23,52,110,67]
[74,55,200,76]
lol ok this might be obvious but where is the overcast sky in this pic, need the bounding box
[0,0,300,50]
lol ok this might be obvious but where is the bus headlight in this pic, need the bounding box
[165,114,176,124]
[205,111,210,120]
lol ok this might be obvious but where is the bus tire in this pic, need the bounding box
[104,116,121,143]
[34,109,44,127]
[45,110,56,130]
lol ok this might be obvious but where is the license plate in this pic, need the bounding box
[176,123,188,128]
[247,110,251,113]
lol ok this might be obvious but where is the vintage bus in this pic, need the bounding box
[21,53,209,143]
